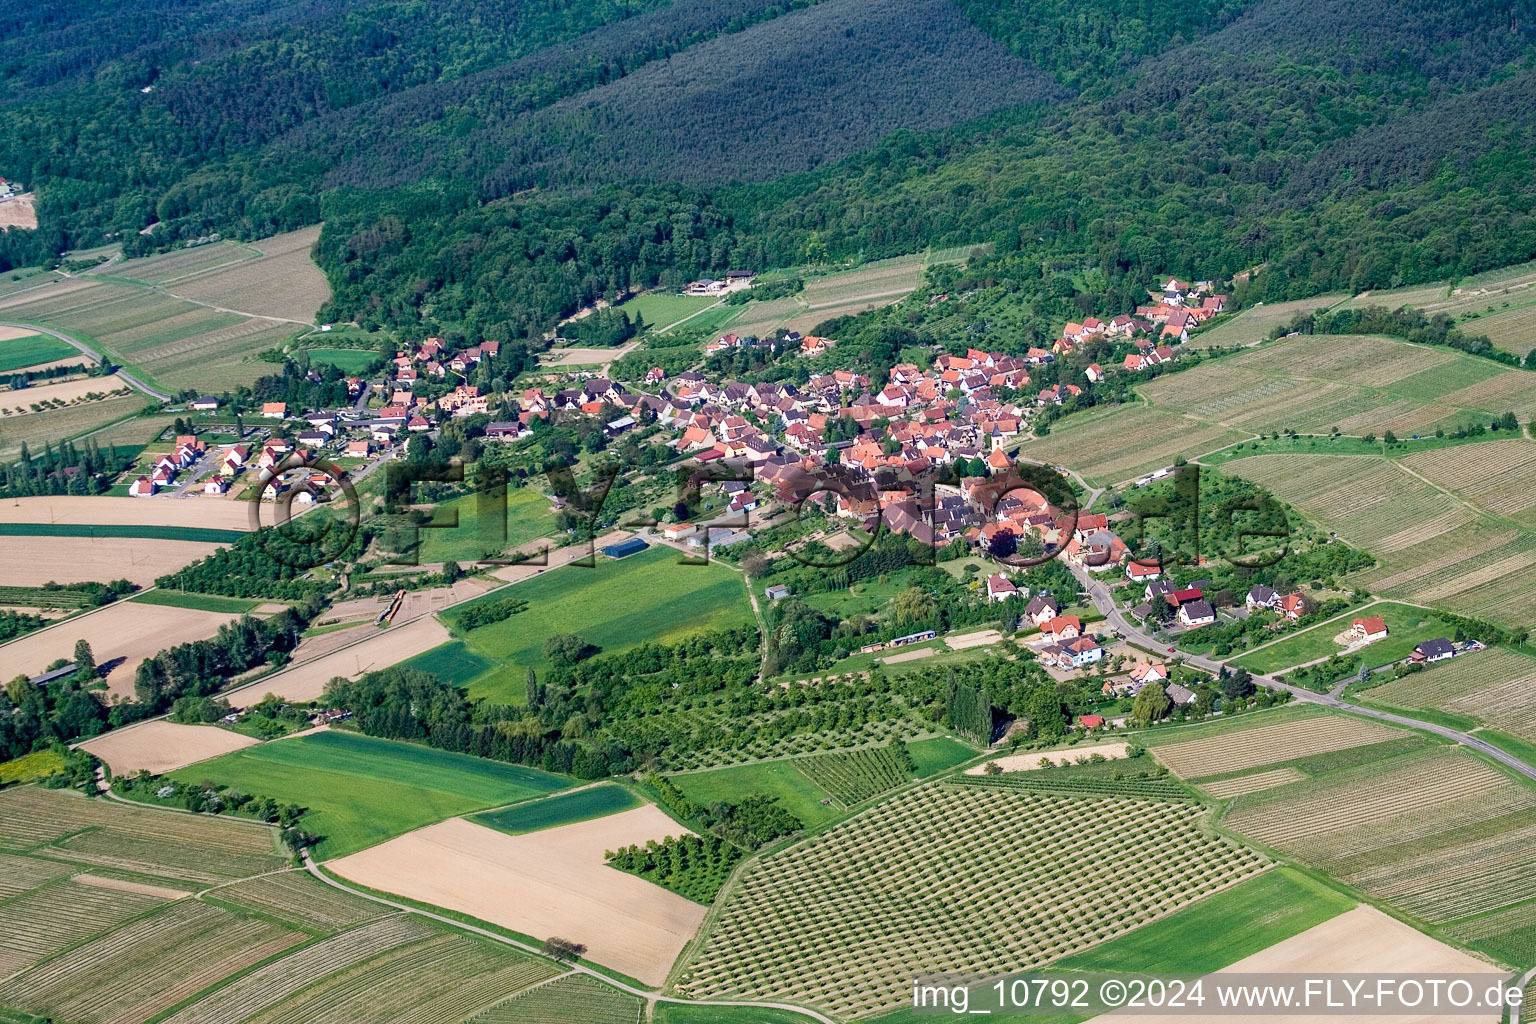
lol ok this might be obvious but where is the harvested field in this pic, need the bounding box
[1091,905,1499,1024]
[0,376,128,414]
[1463,303,1536,357]
[81,720,261,775]
[881,646,936,664]
[221,614,450,704]
[1224,747,1536,924]
[1012,405,1245,485]
[1198,768,1306,798]
[684,783,1266,1018]
[0,534,224,587]
[0,194,37,229]
[147,227,330,323]
[1363,647,1536,743]
[0,495,257,530]
[329,808,707,986]
[1151,714,1406,779]
[963,743,1129,774]
[160,917,436,1024]
[209,870,388,931]
[0,600,241,697]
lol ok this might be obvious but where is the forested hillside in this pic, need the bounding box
[4,0,1536,342]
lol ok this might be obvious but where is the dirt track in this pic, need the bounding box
[328,808,706,986]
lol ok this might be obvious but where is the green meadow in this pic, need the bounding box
[131,590,261,614]
[668,759,841,829]
[172,731,569,858]
[447,545,755,697]
[0,334,76,372]
[1231,602,1457,674]
[398,640,497,687]
[303,347,378,373]
[613,291,719,330]
[413,485,558,565]
[472,783,642,834]
[0,522,245,543]
[905,736,978,777]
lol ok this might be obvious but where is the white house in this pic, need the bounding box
[986,573,1019,602]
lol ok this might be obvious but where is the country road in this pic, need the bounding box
[1071,566,1536,784]
[0,320,173,401]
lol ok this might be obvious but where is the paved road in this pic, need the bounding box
[1072,566,1536,784]
[0,320,172,401]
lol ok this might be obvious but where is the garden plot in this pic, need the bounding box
[328,808,707,986]
[1363,647,1536,742]
[1150,715,1404,780]
[680,783,1267,1019]
[1223,746,1536,925]
[81,720,261,775]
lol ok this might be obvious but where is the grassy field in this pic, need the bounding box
[1187,295,1349,348]
[905,736,977,776]
[1223,745,1536,927]
[1221,451,1536,628]
[1229,603,1458,674]
[0,750,66,785]
[304,347,377,372]
[670,759,842,828]
[0,333,75,371]
[131,590,261,613]
[655,1006,820,1024]
[413,485,558,564]
[449,545,756,690]
[0,522,246,543]
[681,782,1267,1018]
[398,640,498,687]
[171,730,571,858]
[1361,646,1536,744]
[612,291,721,331]
[472,783,642,834]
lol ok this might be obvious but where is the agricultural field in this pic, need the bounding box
[1398,437,1536,527]
[170,731,570,858]
[413,485,559,565]
[206,869,387,932]
[725,249,969,337]
[0,786,288,885]
[796,743,915,806]
[0,375,130,415]
[448,544,755,688]
[1458,303,1536,357]
[467,974,643,1024]
[0,268,305,393]
[669,759,841,829]
[221,614,452,704]
[398,640,498,686]
[904,736,977,776]
[82,720,261,775]
[1223,745,1536,925]
[0,330,76,371]
[0,749,66,785]
[328,807,708,985]
[0,392,153,458]
[1362,647,1536,743]
[1010,404,1246,485]
[0,533,227,587]
[679,782,1267,1018]
[1185,294,1348,348]
[1230,602,1459,675]
[472,783,642,834]
[1139,333,1533,439]
[107,226,330,324]
[1149,713,1408,780]
[1222,452,1536,628]
[0,598,244,698]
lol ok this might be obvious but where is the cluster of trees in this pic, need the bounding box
[1,641,110,761]
[945,674,994,745]
[454,595,528,631]
[4,360,95,389]
[648,775,802,847]
[156,521,371,599]
[112,772,316,850]
[133,609,313,710]
[606,833,744,903]
[561,308,637,348]
[0,609,45,643]
[1,438,138,497]
[1272,306,1521,366]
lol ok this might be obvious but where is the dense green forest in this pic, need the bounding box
[3,0,1535,339]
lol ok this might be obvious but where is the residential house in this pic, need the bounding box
[1024,595,1059,627]
[261,402,287,419]
[1125,559,1162,583]
[1277,592,1307,620]
[985,574,1019,602]
[1041,615,1081,641]
[1411,638,1455,663]
[1350,616,1389,643]
[190,396,220,412]
[1177,599,1216,627]
[128,475,155,497]
[1246,585,1279,610]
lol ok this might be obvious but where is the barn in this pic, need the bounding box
[602,537,649,559]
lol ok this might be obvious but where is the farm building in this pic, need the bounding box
[190,396,220,411]
[602,537,649,559]
[765,584,791,601]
